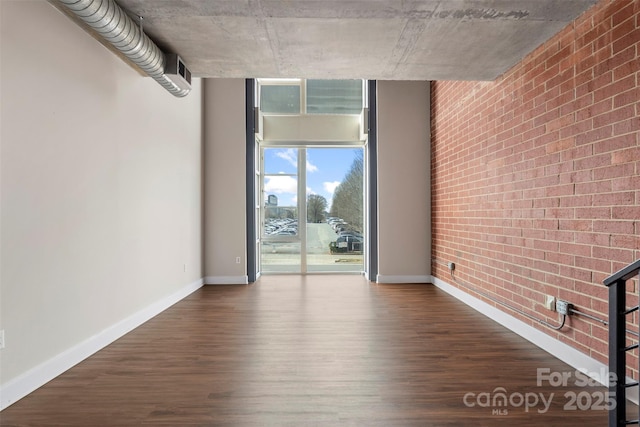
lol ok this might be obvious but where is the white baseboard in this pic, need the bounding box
[376,274,431,284]
[0,278,204,411]
[204,275,249,285]
[430,276,626,392]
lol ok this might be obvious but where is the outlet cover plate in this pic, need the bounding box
[544,295,556,311]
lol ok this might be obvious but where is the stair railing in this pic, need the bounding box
[604,259,640,426]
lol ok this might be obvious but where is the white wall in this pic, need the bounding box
[0,0,203,401]
[203,79,247,284]
[202,80,432,283]
[376,81,431,283]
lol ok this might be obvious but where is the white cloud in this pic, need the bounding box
[264,175,297,194]
[274,148,318,173]
[275,149,297,168]
[306,160,318,173]
[323,181,341,195]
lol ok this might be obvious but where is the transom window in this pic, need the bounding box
[258,79,364,115]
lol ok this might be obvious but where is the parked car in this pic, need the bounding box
[333,235,363,253]
[338,230,362,238]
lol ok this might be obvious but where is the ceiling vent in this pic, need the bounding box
[164,54,192,93]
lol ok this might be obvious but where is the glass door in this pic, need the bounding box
[260,146,364,274]
[306,148,364,273]
[260,147,304,273]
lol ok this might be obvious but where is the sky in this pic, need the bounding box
[263,147,362,210]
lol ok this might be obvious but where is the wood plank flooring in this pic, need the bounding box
[1,276,613,426]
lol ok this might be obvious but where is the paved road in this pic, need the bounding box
[261,223,363,272]
[306,223,337,253]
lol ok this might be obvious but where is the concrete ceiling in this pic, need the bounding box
[115,0,598,81]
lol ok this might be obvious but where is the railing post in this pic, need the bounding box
[604,259,640,427]
[609,279,626,427]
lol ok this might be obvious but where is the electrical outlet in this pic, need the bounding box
[183,263,187,272]
[556,300,572,316]
[544,295,556,311]
[447,262,455,271]
[235,257,241,264]
[0,330,5,349]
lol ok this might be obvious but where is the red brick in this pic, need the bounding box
[533,107,561,128]
[571,69,596,97]
[559,242,593,257]
[560,219,593,231]
[612,1,636,27]
[612,22,639,53]
[575,180,614,195]
[534,64,561,89]
[595,74,636,103]
[575,18,597,50]
[547,68,576,94]
[546,184,577,197]
[533,239,559,252]
[533,218,560,230]
[560,170,593,185]
[612,146,640,164]
[534,260,560,274]
[546,45,574,70]
[574,152,611,170]
[593,246,634,263]
[594,104,636,130]
[546,160,573,175]
[545,207,575,219]
[612,206,640,220]
[575,125,613,145]
[579,70,613,99]
[593,162,635,180]
[575,206,612,219]
[577,97,612,120]
[575,50,598,76]
[430,0,640,375]
[613,87,640,109]
[560,145,593,164]
[545,229,574,243]
[612,48,639,80]
[594,134,637,155]
[593,29,614,54]
[575,255,612,272]
[522,124,546,141]
[592,191,635,206]
[612,28,640,55]
[559,194,593,208]
[560,92,593,117]
[611,234,640,249]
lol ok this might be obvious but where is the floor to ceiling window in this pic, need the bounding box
[255,79,367,275]
[260,147,364,273]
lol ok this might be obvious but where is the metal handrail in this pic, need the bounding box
[604,259,640,427]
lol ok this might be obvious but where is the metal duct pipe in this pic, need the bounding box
[56,0,190,97]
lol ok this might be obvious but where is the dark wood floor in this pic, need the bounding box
[1,276,613,426]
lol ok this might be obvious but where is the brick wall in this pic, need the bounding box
[431,0,639,366]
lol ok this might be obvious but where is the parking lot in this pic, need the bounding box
[261,220,364,272]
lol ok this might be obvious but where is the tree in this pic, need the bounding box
[307,194,328,223]
[330,151,363,231]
